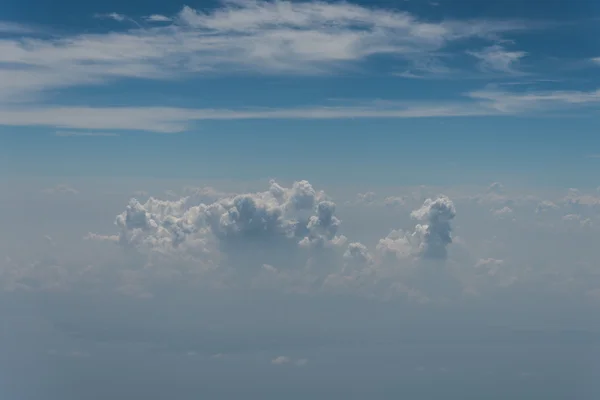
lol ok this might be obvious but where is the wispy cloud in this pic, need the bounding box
[94,12,127,22]
[0,86,597,132]
[55,130,119,137]
[0,21,37,34]
[467,45,527,74]
[467,87,600,113]
[143,14,173,22]
[0,1,530,102]
[0,102,494,133]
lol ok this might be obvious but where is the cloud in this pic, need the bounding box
[592,57,600,66]
[271,355,291,365]
[144,14,173,22]
[0,103,498,132]
[535,200,559,214]
[55,130,119,137]
[1,83,598,132]
[0,22,37,34]
[94,13,127,22]
[468,87,600,113]
[409,196,456,259]
[377,196,456,260]
[487,182,504,194]
[0,2,530,102]
[271,356,308,366]
[562,214,592,228]
[467,45,527,73]
[492,206,513,218]
[94,180,347,275]
[43,184,79,195]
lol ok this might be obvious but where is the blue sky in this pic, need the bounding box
[1,0,600,186]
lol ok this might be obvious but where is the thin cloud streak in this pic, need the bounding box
[1,86,598,132]
[55,130,120,137]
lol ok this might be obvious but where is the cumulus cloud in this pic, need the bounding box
[93,180,349,279]
[562,214,592,228]
[535,200,559,214]
[487,182,504,194]
[377,196,456,261]
[492,206,513,218]
[409,196,457,259]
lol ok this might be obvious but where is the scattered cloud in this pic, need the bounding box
[468,87,600,113]
[144,14,173,22]
[0,2,531,103]
[3,85,600,132]
[377,196,456,261]
[94,12,127,22]
[271,356,308,366]
[272,356,291,365]
[492,206,514,217]
[43,184,79,195]
[468,45,527,74]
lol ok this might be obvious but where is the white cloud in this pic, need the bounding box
[377,196,456,260]
[0,2,529,102]
[467,45,527,73]
[0,83,598,132]
[93,180,347,273]
[468,87,600,113]
[94,13,127,22]
[0,102,498,133]
[271,355,291,365]
[144,14,173,22]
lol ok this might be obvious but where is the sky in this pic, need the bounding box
[2,0,600,399]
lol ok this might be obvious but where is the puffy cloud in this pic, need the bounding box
[383,196,406,208]
[535,200,559,214]
[562,214,593,228]
[487,182,504,194]
[377,195,456,261]
[410,196,456,259]
[492,206,513,218]
[97,180,348,274]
